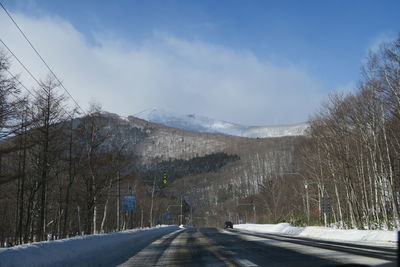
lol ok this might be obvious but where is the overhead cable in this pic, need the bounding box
[0,2,87,115]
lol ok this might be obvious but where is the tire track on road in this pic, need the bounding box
[117,229,184,267]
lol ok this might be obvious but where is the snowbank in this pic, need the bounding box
[0,225,179,267]
[234,223,398,246]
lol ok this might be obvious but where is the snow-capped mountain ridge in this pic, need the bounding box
[135,108,308,138]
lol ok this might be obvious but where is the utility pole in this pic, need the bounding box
[77,206,81,235]
[129,185,133,229]
[305,182,310,225]
[253,204,256,223]
[149,176,156,227]
[140,208,143,228]
[190,205,193,226]
[116,171,120,231]
[180,196,183,225]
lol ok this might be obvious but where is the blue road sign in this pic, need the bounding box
[123,195,136,211]
[165,211,171,221]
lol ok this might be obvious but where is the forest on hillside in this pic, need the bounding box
[168,36,400,230]
[0,48,159,246]
[140,152,240,183]
[299,36,400,230]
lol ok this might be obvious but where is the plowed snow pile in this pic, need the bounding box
[235,223,397,247]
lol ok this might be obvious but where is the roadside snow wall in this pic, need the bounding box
[0,225,179,267]
[235,223,397,246]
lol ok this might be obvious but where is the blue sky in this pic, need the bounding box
[1,0,399,125]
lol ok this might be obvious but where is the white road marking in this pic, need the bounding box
[234,258,258,266]
[218,229,393,266]
[117,229,184,266]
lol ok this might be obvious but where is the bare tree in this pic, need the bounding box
[31,76,69,241]
[75,103,113,234]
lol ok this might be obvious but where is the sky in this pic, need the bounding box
[0,0,399,125]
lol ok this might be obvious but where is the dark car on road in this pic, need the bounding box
[224,221,233,229]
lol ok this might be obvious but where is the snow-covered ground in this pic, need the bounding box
[0,225,179,267]
[2,224,395,267]
[234,223,398,247]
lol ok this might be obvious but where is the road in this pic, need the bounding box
[117,228,397,267]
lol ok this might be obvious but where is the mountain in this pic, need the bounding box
[117,114,303,224]
[135,108,308,138]
[62,111,303,225]
[0,109,304,233]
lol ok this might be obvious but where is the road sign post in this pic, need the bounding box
[165,211,172,222]
[123,194,136,212]
[321,197,331,214]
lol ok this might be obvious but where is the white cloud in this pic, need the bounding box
[0,11,326,125]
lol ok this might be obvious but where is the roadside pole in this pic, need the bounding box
[129,185,133,228]
[149,176,156,227]
[397,231,399,267]
[253,204,256,223]
[305,182,310,225]
[116,171,120,231]
[140,208,143,228]
[190,205,193,226]
[180,196,183,225]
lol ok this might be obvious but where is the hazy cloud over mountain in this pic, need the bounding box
[1,11,325,125]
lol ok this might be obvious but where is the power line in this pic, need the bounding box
[6,68,76,120]
[0,39,77,119]
[0,39,43,91]
[133,107,154,117]
[0,38,77,120]
[6,68,39,99]
[0,1,87,115]
[1,38,110,125]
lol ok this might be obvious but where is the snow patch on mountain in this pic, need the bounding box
[135,108,308,138]
[242,123,309,138]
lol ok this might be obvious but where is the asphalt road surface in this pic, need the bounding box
[116,228,397,267]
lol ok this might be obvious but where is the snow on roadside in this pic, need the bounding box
[0,225,179,267]
[234,223,398,247]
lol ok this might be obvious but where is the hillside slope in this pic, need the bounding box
[115,115,301,221]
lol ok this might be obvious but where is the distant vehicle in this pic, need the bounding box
[224,221,233,229]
